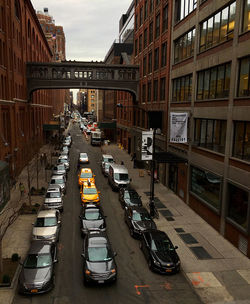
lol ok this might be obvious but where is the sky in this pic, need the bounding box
[31,0,132,61]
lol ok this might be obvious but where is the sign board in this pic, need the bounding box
[141,131,153,160]
[169,112,188,143]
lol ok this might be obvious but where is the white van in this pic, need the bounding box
[108,164,130,191]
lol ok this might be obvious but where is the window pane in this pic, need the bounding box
[184,75,190,100]
[206,120,214,146]
[172,80,177,101]
[224,63,231,97]
[200,119,207,145]
[228,183,249,230]
[200,21,207,52]
[191,167,221,210]
[243,0,250,32]
[176,78,180,101]
[213,12,221,45]
[197,72,204,100]
[203,70,210,99]
[228,2,236,39]
[216,65,225,98]
[244,122,250,161]
[194,119,201,144]
[238,57,250,97]
[207,17,213,48]
[209,67,217,99]
[214,120,226,153]
[180,77,185,100]
[220,7,229,42]
[233,122,244,158]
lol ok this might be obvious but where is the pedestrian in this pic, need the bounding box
[121,161,124,165]
[19,182,25,199]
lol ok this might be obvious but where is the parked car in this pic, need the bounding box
[52,164,67,177]
[101,154,114,175]
[119,187,142,209]
[81,231,117,285]
[140,229,180,274]
[124,206,156,238]
[79,152,89,164]
[44,185,64,211]
[63,139,71,147]
[18,241,58,294]
[78,168,95,187]
[108,164,130,191]
[65,135,72,145]
[49,175,66,194]
[80,181,100,205]
[57,156,69,170]
[32,209,61,242]
[79,204,106,236]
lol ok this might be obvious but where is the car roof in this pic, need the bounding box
[80,168,92,173]
[110,163,128,173]
[102,154,113,159]
[28,241,52,254]
[88,232,108,246]
[130,206,148,213]
[80,152,87,156]
[147,229,168,240]
[47,185,61,191]
[37,210,57,217]
[51,175,65,179]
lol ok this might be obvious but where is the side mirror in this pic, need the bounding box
[58,220,61,224]
[81,253,85,258]
[113,251,117,257]
[53,259,58,263]
[79,215,82,219]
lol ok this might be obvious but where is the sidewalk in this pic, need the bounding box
[101,143,250,304]
[0,144,58,304]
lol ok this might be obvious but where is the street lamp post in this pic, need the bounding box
[149,128,156,217]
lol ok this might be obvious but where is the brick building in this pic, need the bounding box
[0,0,66,194]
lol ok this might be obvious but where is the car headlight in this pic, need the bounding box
[85,269,91,275]
[153,259,161,266]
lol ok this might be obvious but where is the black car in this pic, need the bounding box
[81,231,117,285]
[124,206,156,238]
[140,229,180,274]
[119,187,142,209]
[79,204,106,237]
[18,241,58,294]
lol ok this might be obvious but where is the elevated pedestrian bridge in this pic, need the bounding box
[26,61,139,102]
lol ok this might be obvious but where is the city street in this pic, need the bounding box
[12,123,201,304]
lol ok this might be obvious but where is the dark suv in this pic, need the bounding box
[81,231,117,285]
[119,187,142,209]
[18,241,58,294]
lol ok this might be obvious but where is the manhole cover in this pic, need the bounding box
[190,246,212,259]
[175,228,185,233]
[160,209,173,217]
[179,233,198,244]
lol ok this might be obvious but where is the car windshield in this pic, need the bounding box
[51,179,64,184]
[104,157,113,163]
[151,238,175,252]
[35,217,57,227]
[80,173,92,178]
[24,253,52,268]
[88,247,112,262]
[46,192,60,198]
[132,211,151,221]
[84,210,101,220]
[83,188,97,195]
[104,163,110,169]
[59,159,68,163]
[114,173,128,181]
[80,153,87,158]
[124,191,140,200]
[57,165,65,170]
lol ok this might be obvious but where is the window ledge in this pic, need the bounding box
[234,96,250,100]
[198,38,233,55]
[229,157,250,166]
[194,98,228,102]
[225,217,248,235]
[170,101,191,104]
[173,56,194,66]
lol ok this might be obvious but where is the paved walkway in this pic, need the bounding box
[101,143,250,304]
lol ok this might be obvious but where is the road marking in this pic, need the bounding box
[134,285,150,295]
[186,272,222,288]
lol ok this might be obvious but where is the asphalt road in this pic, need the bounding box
[13,123,201,304]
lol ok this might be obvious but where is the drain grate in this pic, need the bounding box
[179,233,198,244]
[160,209,173,217]
[175,228,185,233]
[190,246,212,259]
[154,201,166,209]
[166,217,175,221]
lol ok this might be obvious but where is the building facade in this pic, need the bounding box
[168,0,250,257]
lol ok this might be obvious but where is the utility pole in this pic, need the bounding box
[149,128,156,217]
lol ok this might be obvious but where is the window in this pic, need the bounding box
[14,0,20,20]
[148,52,152,73]
[172,74,192,102]
[143,56,147,76]
[144,0,148,20]
[227,183,249,230]
[155,14,160,38]
[232,121,250,161]
[161,42,167,67]
[194,119,226,153]
[147,81,152,102]
[139,34,142,52]
[144,28,148,48]
[149,0,154,13]
[149,22,153,43]
[238,56,250,97]
[197,62,231,100]
[154,48,159,71]
[175,0,197,23]
[135,14,138,31]
[199,2,236,52]
[243,0,250,32]
[153,79,158,101]
[135,39,138,56]
[190,166,221,210]
[140,7,143,26]
[160,78,166,100]
[174,28,195,63]
[142,84,146,102]
[162,4,168,32]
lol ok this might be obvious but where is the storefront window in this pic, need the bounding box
[228,183,249,230]
[190,166,221,210]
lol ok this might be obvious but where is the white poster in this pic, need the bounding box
[170,112,188,143]
[141,131,153,160]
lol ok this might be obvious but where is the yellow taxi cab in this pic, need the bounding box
[80,180,100,204]
[78,168,95,187]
